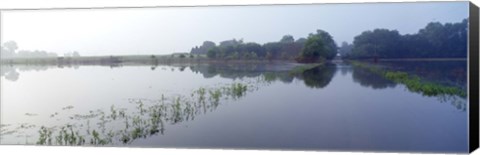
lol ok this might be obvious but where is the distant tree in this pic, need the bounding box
[72,51,80,57]
[3,41,18,53]
[280,35,295,43]
[190,41,217,55]
[266,52,274,61]
[1,41,18,58]
[219,39,243,47]
[191,33,313,61]
[351,29,402,58]
[207,48,217,58]
[250,52,258,59]
[349,19,467,59]
[179,54,186,58]
[297,29,337,63]
[338,42,353,58]
[262,36,306,60]
[296,38,307,43]
[243,42,265,57]
[13,49,57,58]
[1,45,14,58]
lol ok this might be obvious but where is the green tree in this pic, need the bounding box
[280,35,295,43]
[207,48,217,58]
[338,42,353,58]
[349,19,467,59]
[297,29,337,63]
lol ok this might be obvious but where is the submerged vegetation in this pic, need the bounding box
[1,63,340,145]
[350,61,466,111]
[384,71,466,97]
[350,61,467,98]
[4,81,256,146]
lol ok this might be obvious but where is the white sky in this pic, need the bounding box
[0,2,469,56]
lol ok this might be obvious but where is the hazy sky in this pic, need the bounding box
[0,2,468,56]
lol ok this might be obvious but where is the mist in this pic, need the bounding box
[1,2,468,56]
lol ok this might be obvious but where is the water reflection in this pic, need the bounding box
[297,65,336,88]
[189,63,337,89]
[351,66,397,89]
[1,61,467,100]
[1,65,52,81]
[0,61,468,146]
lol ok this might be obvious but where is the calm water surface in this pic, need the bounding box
[0,61,468,153]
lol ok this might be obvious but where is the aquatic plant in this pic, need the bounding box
[0,77,267,146]
[110,105,117,120]
[37,126,53,145]
[230,83,248,99]
[209,89,222,106]
[350,61,467,98]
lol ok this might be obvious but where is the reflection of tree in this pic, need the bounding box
[351,66,397,89]
[262,72,294,84]
[1,62,335,90]
[339,65,349,76]
[437,94,466,111]
[190,63,335,88]
[1,65,52,82]
[194,63,265,80]
[297,65,336,88]
[1,66,21,81]
[4,70,20,81]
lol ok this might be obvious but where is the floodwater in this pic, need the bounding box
[0,61,468,153]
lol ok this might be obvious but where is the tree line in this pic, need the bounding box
[191,19,468,62]
[1,41,81,59]
[3,18,468,62]
[190,30,338,63]
[344,19,468,59]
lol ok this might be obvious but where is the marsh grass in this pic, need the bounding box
[351,61,467,98]
[385,71,466,97]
